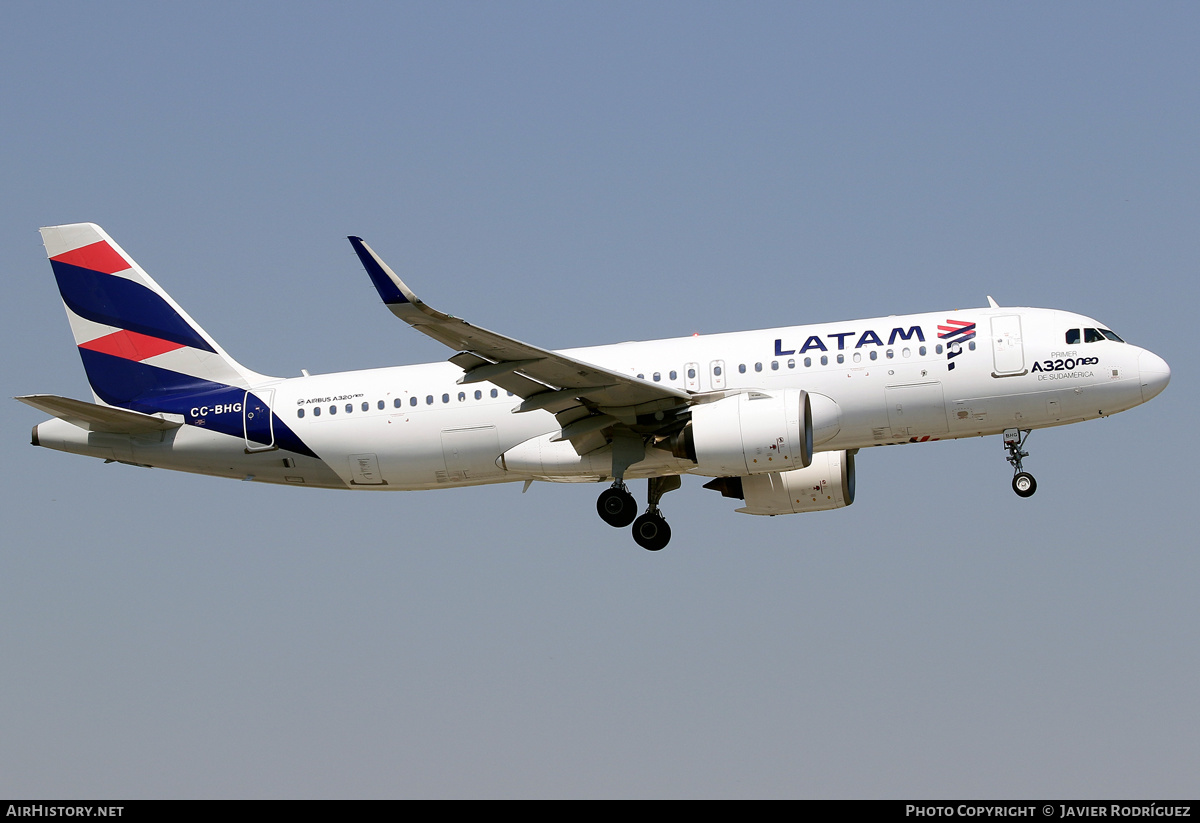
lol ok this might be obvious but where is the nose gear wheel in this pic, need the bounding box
[1003,428,1037,498]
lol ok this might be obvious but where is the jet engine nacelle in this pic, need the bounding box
[679,389,814,477]
[736,449,856,515]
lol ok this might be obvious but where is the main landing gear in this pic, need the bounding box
[1003,428,1037,498]
[597,481,637,527]
[596,476,680,551]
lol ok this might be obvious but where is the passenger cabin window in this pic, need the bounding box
[377,400,385,410]
[297,408,305,418]
[313,406,320,417]
[738,364,747,374]
[409,397,417,407]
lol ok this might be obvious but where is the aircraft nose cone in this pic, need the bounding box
[1138,350,1171,403]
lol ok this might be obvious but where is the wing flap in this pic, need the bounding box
[446,352,557,398]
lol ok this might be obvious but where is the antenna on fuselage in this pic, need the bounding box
[987,296,1000,308]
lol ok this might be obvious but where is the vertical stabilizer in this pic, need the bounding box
[41,223,267,410]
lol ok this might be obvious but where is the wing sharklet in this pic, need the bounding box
[348,236,416,306]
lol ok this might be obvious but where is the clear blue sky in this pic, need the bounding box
[2,1,1196,798]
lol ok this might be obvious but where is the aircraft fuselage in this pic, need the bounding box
[34,305,1168,490]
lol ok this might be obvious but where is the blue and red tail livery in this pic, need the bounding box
[42,223,260,407]
[36,224,316,458]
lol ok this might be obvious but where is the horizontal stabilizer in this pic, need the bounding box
[16,394,182,433]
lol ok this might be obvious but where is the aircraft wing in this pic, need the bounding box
[349,237,691,422]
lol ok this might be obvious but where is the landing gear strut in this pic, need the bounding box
[631,476,680,552]
[597,481,637,527]
[1003,428,1037,498]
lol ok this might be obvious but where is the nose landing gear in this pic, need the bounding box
[1004,428,1037,498]
[1012,471,1037,497]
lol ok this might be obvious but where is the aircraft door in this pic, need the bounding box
[991,315,1026,376]
[243,389,276,451]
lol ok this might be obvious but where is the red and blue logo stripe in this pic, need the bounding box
[938,319,976,371]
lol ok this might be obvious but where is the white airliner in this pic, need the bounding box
[20,223,1171,550]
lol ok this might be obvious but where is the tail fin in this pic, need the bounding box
[41,223,266,412]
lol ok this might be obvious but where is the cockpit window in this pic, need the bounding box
[1100,329,1124,343]
[1085,328,1105,343]
[1066,329,1080,344]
